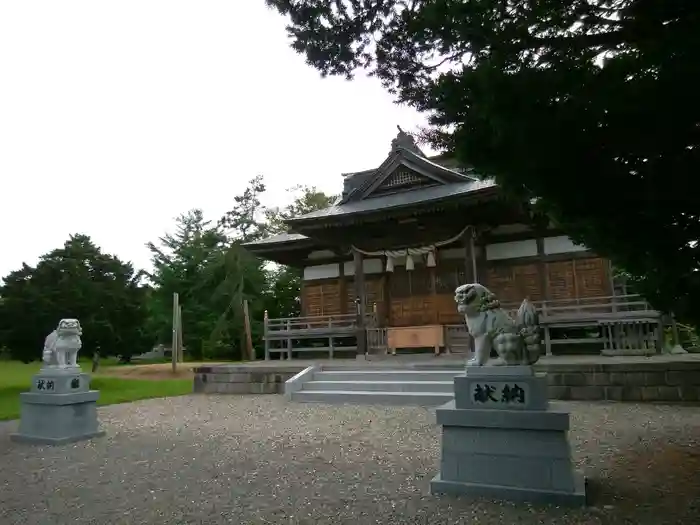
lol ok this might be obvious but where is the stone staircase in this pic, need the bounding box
[287,367,464,406]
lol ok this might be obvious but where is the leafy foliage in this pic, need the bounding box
[257,183,339,322]
[143,179,337,360]
[0,235,149,362]
[264,185,338,234]
[202,244,268,360]
[0,179,337,362]
[146,209,233,360]
[218,175,269,243]
[262,266,303,320]
[267,0,700,323]
[219,177,339,331]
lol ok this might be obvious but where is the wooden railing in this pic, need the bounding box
[599,319,660,356]
[263,294,663,359]
[265,313,376,336]
[446,294,662,356]
[501,294,658,324]
[263,312,376,360]
[500,294,662,354]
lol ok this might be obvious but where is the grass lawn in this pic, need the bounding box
[0,360,193,421]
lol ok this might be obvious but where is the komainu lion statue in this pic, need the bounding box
[42,319,82,368]
[455,283,541,367]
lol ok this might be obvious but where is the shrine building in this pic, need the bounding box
[244,130,660,358]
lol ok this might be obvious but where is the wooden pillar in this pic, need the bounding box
[535,233,548,302]
[607,259,617,301]
[339,259,347,315]
[263,310,270,360]
[382,256,391,327]
[657,315,668,354]
[300,281,307,317]
[428,252,437,324]
[353,248,367,356]
[171,292,179,373]
[572,259,580,302]
[533,223,552,356]
[463,227,479,355]
[473,228,488,285]
[464,227,475,283]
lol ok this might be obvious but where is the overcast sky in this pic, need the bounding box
[0,1,433,278]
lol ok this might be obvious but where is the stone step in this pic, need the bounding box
[291,389,453,406]
[302,380,455,393]
[323,361,467,370]
[313,370,462,382]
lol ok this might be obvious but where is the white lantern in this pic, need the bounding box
[426,250,436,268]
[385,256,394,272]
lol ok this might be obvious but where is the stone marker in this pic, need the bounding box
[11,319,105,445]
[430,284,586,506]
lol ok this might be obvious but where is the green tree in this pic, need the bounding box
[146,207,270,360]
[204,244,268,358]
[263,266,303,319]
[258,184,339,322]
[264,185,338,234]
[217,177,338,338]
[146,209,229,360]
[215,177,278,357]
[219,175,269,243]
[0,235,149,362]
[267,1,700,323]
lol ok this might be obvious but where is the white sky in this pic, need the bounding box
[0,1,433,278]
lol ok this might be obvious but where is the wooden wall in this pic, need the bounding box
[388,294,462,327]
[298,235,611,324]
[485,262,543,303]
[545,257,610,300]
[301,276,385,319]
[485,256,610,304]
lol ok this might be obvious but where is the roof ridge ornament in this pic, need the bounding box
[390,125,424,156]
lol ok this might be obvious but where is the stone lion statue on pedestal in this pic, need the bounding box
[42,319,82,368]
[455,283,541,366]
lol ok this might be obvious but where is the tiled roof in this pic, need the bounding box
[288,178,497,222]
[339,148,476,204]
[241,232,309,247]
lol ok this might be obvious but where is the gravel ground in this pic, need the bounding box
[1,396,699,525]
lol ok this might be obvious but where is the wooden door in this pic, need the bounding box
[388,265,435,326]
[434,258,466,324]
[344,276,385,320]
[301,280,342,317]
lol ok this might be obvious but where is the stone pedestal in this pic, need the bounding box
[430,366,586,506]
[11,366,105,445]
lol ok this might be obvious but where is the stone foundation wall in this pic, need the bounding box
[541,361,700,402]
[193,365,306,394]
[193,361,700,402]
